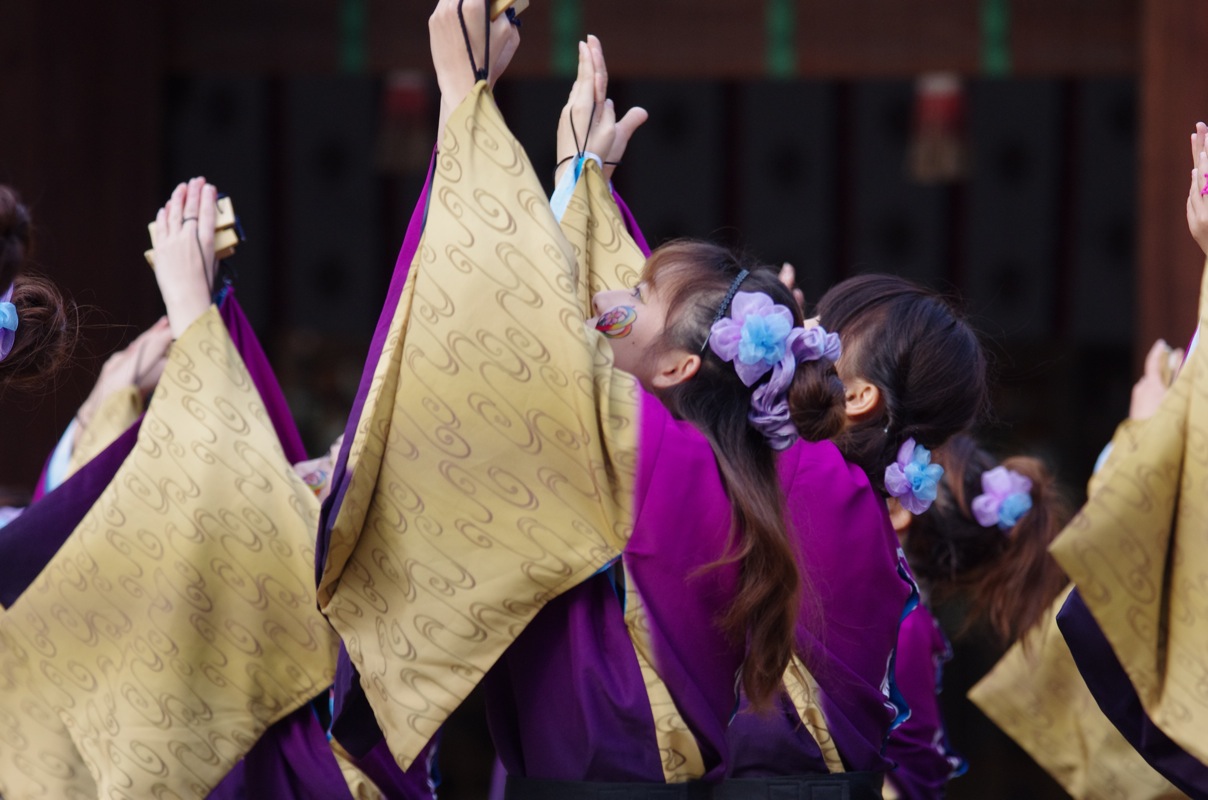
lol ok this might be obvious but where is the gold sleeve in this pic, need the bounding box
[0,305,334,799]
[1049,265,1208,766]
[317,83,641,770]
[970,587,1181,799]
[67,386,143,478]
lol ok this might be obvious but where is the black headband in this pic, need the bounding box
[700,269,750,354]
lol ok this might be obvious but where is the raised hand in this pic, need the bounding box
[430,0,521,137]
[556,35,631,185]
[153,177,217,338]
[605,105,649,182]
[1129,338,1184,421]
[778,262,806,312]
[77,317,173,429]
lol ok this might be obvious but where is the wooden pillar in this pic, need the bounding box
[0,1,166,487]
[1137,0,1208,356]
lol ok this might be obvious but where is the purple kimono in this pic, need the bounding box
[320,144,910,789]
[883,604,966,799]
[482,389,913,781]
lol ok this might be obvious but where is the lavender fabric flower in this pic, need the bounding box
[708,291,842,450]
[884,438,944,514]
[971,466,1033,529]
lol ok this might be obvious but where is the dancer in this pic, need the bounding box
[0,178,345,799]
[318,6,986,797]
[885,435,1068,798]
[1035,123,1208,798]
[969,345,1187,799]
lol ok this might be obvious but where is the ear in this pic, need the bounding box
[844,377,881,420]
[887,497,913,534]
[650,350,701,390]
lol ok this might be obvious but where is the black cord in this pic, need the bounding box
[480,0,491,82]
[456,0,491,83]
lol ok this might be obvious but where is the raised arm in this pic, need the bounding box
[151,177,217,338]
[554,36,646,186]
[430,0,520,139]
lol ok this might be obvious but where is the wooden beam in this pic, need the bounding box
[1137,0,1208,357]
[1011,0,1137,76]
[164,0,1138,78]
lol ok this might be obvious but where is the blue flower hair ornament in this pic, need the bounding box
[971,466,1033,530]
[0,284,18,362]
[708,291,842,450]
[884,438,944,514]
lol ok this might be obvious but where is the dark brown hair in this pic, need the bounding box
[0,185,32,289]
[906,435,1070,644]
[816,274,989,491]
[644,240,845,709]
[0,274,79,393]
[0,186,78,392]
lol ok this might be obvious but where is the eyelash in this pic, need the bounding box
[632,286,642,300]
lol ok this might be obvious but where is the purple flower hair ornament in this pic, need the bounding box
[971,466,1033,530]
[0,285,18,362]
[884,438,944,514]
[708,291,842,450]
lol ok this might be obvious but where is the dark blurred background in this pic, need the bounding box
[3,1,1207,797]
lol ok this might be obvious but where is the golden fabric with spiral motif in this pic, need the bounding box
[0,306,334,800]
[1049,263,1208,766]
[67,386,143,479]
[970,587,1180,799]
[317,82,642,771]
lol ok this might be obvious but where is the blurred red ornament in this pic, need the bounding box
[909,72,967,184]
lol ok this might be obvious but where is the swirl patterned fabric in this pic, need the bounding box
[1048,265,1208,767]
[970,586,1180,799]
[556,144,718,782]
[620,574,708,781]
[783,655,844,774]
[317,82,640,771]
[68,387,144,479]
[0,306,335,800]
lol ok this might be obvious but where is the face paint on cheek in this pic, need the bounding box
[595,306,637,339]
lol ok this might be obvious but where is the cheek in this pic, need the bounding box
[595,305,638,339]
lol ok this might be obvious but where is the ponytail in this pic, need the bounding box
[905,436,1071,644]
[646,241,844,708]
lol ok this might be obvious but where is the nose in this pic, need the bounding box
[592,289,626,316]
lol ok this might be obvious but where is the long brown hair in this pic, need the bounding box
[906,435,1070,644]
[644,240,845,709]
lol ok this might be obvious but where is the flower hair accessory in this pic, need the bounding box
[884,438,944,514]
[0,285,18,362]
[971,466,1033,530]
[708,290,842,450]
